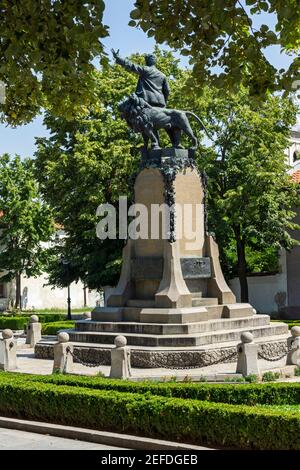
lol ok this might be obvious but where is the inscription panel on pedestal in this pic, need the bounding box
[131,257,211,280]
[180,257,211,279]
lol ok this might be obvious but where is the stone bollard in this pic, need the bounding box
[236,332,259,376]
[110,335,131,379]
[0,329,17,371]
[53,332,73,374]
[26,315,42,348]
[286,326,300,366]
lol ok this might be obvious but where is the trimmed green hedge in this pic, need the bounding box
[0,313,67,330]
[0,374,299,449]
[41,321,75,335]
[3,372,300,406]
[272,320,300,329]
[0,316,29,330]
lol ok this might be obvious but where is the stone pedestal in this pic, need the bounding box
[26,315,42,348]
[286,326,300,366]
[95,148,246,323]
[236,332,259,376]
[110,336,131,379]
[53,332,73,374]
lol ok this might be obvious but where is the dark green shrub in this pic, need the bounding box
[41,322,75,335]
[245,375,259,383]
[3,372,300,406]
[0,375,299,449]
[0,316,29,330]
[0,313,68,330]
[262,372,280,382]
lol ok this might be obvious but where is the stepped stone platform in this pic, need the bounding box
[35,314,289,368]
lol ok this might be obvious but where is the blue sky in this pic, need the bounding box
[0,0,297,158]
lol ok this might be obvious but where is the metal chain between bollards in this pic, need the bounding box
[66,346,237,371]
[257,342,294,362]
[66,346,103,368]
[66,341,293,370]
[139,349,237,370]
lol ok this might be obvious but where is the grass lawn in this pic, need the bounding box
[271,319,300,329]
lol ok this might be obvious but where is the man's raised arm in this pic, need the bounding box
[112,49,144,75]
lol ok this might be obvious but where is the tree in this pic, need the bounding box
[35,49,187,290]
[187,87,300,301]
[0,1,108,125]
[129,1,300,98]
[0,154,54,308]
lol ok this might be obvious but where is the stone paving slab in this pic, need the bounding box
[0,417,210,450]
[0,427,125,450]
[11,340,299,381]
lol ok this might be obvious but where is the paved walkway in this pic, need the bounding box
[0,427,126,450]
[12,339,298,381]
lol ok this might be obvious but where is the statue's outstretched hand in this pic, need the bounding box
[111,48,120,60]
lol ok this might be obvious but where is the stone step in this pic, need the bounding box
[192,297,218,307]
[67,322,288,348]
[205,303,254,319]
[75,315,270,335]
[92,303,255,324]
[126,299,156,308]
[139,307,208,324]
[36,332,289,352]
[140,303,255,323]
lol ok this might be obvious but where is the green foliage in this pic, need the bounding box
[130,1,300,98]
[272,320,300,329]
[245,375,259,383]
[262,372,281,382]
[41,321,74,335]
[224,376,246,382]
[185,86,299,299]
[0,1,108,125]
[223,242,280,279]
[0,374,300,449]
[294,367,300,377]
[0,154,54,305]
[0,313,67,330]
[5,372,300,406]
[0,316,28,330]
[34,49,188,289]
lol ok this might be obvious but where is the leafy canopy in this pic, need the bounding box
[130,0,300,98]
[187,87,300,296]
[0,154,54,282]
[0,0,108,125]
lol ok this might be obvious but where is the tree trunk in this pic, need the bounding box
[15,272,22,309]
[234,227,249,303]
